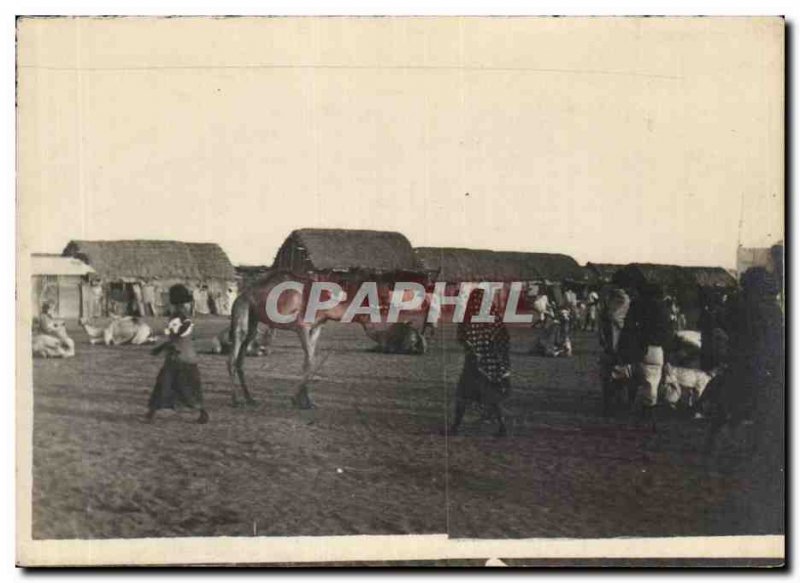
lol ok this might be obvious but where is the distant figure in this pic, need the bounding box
[530,293,552,328]
[146,312,208,424]
[142,280,157,316]
[597,285,631,415]
[584,290,599,332]
[193,284,210,316]
[90,279,104,318]
[450,289,511,437]
[564,288,579,324]
[131,282,146,317]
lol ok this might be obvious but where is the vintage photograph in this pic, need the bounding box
[16,16,784,565]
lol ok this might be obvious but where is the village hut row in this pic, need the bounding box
[30,229,749,322]
[47,240,239,318]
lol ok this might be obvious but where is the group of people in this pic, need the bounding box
[529,285,600,358]
[450,268,783,448]
[597,267,784,438]
[96,279,238,319]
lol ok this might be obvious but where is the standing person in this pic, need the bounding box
[131,281,146,317]
[585,290,600,332]
[597,283,631,415]
[145,306,208,424]
[90,278,104,318]
[192,283,210,316]
[142,280,157,316]
[620,282,671,424]
[450,288,512,437]
[564,287,579,326]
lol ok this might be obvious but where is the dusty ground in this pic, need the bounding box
[30,317,782,540]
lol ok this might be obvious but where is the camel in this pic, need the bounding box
[80,316,156,346]
[357,319,427,355]
[228,270,367,409]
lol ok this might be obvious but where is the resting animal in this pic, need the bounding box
[80,316,155,346]
[358,320,427,355]
[32,332,75,358]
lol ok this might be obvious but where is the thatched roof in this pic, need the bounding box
[63,240,236,281]
[274,229,418,274]
[684,266,738,288]
[31,254,95,277]
[520,252,586,282]
[415,248,583,282]
[415,248,525,281]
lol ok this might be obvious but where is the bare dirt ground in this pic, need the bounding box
[30,317,782,540]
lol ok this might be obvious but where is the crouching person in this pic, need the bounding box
[450,289,512,437]
[145,313,209,424]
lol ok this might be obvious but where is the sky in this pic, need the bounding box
[17,17,784,269]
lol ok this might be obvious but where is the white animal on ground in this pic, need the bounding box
[661,363,714,409]
[80,316,155,346]
[32,333,74,358]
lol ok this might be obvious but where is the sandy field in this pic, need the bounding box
[29,317,782,540]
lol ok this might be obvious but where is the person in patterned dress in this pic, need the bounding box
[450,288,512,437]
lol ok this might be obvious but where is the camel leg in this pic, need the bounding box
[292,325,322,409]
[227,298,258,407]
[238,324,259,406]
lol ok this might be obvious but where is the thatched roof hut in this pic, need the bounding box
[273,229,420,278]
[63,240,236,282]
[415,247,584,284]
